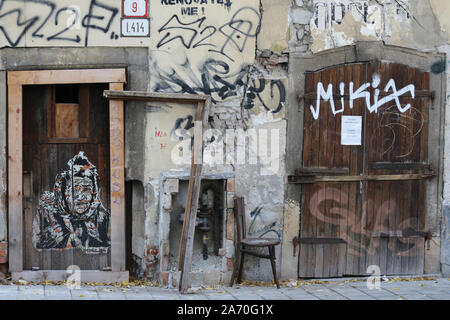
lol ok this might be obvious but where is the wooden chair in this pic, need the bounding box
[229,196,281,288]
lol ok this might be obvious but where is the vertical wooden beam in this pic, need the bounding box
[8,84,23,272]
[179,98,210,293]
[78,85,90,139]
[109,82,125,272]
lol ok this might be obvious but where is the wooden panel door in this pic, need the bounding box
[364,61,429,276]
[298,62,431,277]
[299,63,366,278]
[23,83,111,271]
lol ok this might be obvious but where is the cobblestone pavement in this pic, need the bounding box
[0,277,448,300]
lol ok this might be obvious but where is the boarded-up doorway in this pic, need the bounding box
[23,83,111,270]
[8,69,127,282]
[294,61,434,278]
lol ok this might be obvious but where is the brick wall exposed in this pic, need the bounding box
[0,241,7,264]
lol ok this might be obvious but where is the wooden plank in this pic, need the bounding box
[109,82,126,273]
[289,173,435,183]
[370,162,433,171]
[8,84,23,272]
[46,86,55,139]
[8,69,126,85]
[334,64,346,277]
[30,145,42,270]
[55,103,80,138]
[345,63,362,276]
[399,65,415,275]
[322,65,336,278]
[308,70,322,277]
[23,170,32,270]
[179,100,208,293]
[296,167,349,175]
[315,63,327,277]
[41,144,57,270]
[79,85,90,139]
[355,63,367,275]
[103,90,209,103]
[45,138,90,144]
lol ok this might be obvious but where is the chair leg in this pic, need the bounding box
[237,249,245,284]
[269,246,280,289]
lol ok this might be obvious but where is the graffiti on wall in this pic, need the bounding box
[309,74,416,120]
[151,57,286,113]
[372,105,424,158]
[32,152,110,253]
[160,0,233,16]
[157,7,261,62]
[308,187,424,257]
[0,0,119,47]
[313,0,410,30]
[247,206,281,239]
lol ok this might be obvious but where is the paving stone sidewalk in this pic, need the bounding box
[0,277,448,300]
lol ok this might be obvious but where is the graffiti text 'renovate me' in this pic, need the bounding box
[309,74,415,120]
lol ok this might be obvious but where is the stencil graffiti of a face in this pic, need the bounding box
[65,175,94,214]
[32,152,110,252]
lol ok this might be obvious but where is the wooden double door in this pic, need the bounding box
[23,83,111,270]
[297,61,433,277]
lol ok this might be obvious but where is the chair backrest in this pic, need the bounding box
[234,196,246,244]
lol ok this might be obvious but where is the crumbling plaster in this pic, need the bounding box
[0,0,448,282]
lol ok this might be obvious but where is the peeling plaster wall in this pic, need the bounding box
[0,0,448,282]
[0,0,292,283]
[290,0,448,54]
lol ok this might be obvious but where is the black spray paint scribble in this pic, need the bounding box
[171,115,195,150]
[151,57,286,113]
[157,7,261,62]
[0,0,118,48]
[161,0,233,8]
[32,152,110,253]
[247,206,281,239]
[430,60,446,75]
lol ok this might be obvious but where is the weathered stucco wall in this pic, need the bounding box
[0,0,448,281]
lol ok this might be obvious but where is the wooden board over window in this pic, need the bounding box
[7,69,127,282]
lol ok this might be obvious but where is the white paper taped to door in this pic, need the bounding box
[341,115,362,146]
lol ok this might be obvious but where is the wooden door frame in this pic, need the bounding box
[7,68,128,282]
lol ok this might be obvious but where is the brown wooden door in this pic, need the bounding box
[23,83,111,271]
[298,61,432,277]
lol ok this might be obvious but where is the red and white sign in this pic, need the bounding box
[122,0,147,18]
[121,18,150,37]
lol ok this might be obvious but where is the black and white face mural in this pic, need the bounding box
[32,152,110,253]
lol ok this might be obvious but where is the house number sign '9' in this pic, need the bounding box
[121,0,150,37]
[123,0,147,17]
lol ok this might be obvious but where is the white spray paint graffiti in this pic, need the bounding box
[309,74,415,120]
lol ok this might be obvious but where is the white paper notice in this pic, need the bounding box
[341,116,362,145]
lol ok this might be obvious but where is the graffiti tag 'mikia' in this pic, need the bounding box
[309,74,415,120]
